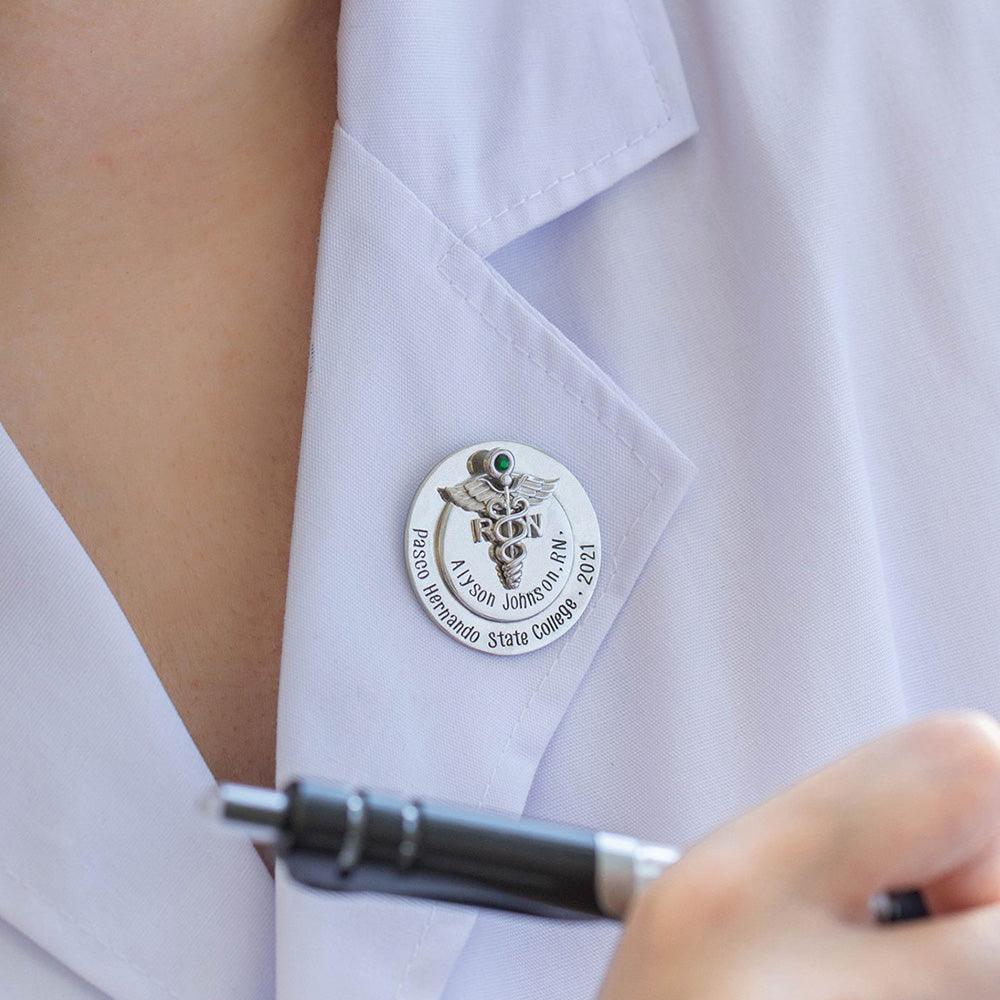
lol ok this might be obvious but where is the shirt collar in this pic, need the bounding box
[337,0,697,258]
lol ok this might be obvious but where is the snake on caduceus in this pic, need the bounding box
[439,448,558,591]
[485,491,531,589]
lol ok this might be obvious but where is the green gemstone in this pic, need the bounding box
[495,453,511,472]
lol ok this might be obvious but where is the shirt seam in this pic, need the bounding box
[452,118,672,249]
[434,259,667,499]
[623,0,673,115]
[335,126,676,497]
[449,0,674,251]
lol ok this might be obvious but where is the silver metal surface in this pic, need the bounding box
[398,801,421,870]
[439,448,558,590]
[208,783,290,846]
[594,831,681,919]
[406,441,601,655]
[869,892,894,922]
[336,792,368,874]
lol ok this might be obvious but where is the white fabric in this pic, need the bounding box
[0,424,275,999]
[1,2,999,998]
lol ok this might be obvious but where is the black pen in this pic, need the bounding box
[206,779,928,923]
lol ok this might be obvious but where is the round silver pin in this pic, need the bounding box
[405,442,601,655]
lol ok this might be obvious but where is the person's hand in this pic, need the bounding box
[599,713,1000,999]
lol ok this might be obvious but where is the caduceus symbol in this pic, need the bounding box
[439,447,558,590]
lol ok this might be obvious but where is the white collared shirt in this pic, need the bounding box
[2,2,999,997]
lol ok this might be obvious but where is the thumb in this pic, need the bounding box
[922,830,1000,914]
[746,713,1000,918]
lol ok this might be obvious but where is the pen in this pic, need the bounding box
[206,779,928,923]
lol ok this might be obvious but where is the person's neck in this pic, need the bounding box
[0,3,341,802]
[0,1,339,335]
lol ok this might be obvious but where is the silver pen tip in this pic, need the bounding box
[198,785,226,821]
[200,783,291,846]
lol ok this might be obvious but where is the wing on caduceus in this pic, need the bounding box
[509,473,559,508]
[437,474,503,513]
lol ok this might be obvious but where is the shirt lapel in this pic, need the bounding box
[0,423,275,999]
[277,2,698,997]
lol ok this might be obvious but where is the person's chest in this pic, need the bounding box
[0,245,314,791]
[0,324,310,792]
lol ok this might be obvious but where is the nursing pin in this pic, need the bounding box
[405,442,601,655]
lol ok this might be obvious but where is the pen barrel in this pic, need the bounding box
[218,780,926,924]
[282,780,602,919]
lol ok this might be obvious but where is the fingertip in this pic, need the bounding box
[923,833,1000,915]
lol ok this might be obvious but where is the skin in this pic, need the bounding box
[599,713,1000,999]
[2,8,998,994]
[0,1,340,797]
